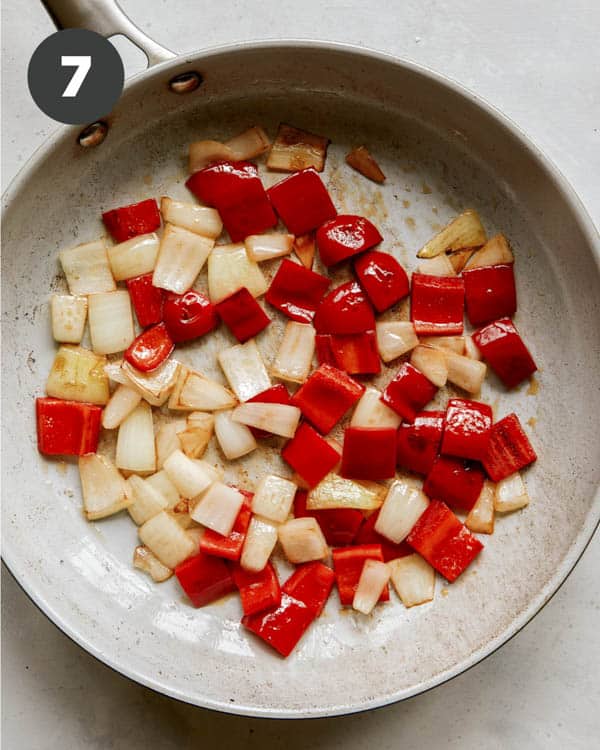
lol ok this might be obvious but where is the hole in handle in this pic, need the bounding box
[169,71,203,94]
[78,121,109,148]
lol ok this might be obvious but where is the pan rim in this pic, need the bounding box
[2,38,599,719]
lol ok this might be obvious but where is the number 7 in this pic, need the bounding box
[61,55,92,97]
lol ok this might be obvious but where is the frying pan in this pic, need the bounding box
[2,0,599,719]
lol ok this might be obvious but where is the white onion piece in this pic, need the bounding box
[116,401,156,475]
[464,335,482,361]
[445,351,487,393]
[168,504,193,530]
[267,123,329,172]
[293,233,316,269]
[376,321,419,362]
[218,340,271,401]
[104,360,130,386]
[464,233,514,269]
[388,554,435,608]
[163,449,214,499]
[138,510,196,569]
[417,209,486,259]
[240,516,279,572]
[190,482,244,536]
[278,517,328,564]
[417,253,456,276]
[245,233,294,262]
[168,367,237,411]
[88,290,134,355]
[225,126,271,160]
[351,387,402,429]
[51,294,88,344]
[466,480,495,533]
[145,469,180,509]
[107,233,160,281]
[189,140,235,173]
[353,560,390,614]
[78,454,131,520]
[252,474,297,523]
[155,417,187,468]
[448,249,474,273]
[127,474,168,525]
[133,545,172,582]
[46,345,109,405]
[375,481,429,543]
[121,358,180,406]
[152,223,214,294]
[160,197,223,239]
[207,243,267,303]
[495,472,530,512]
[307,474,385,511]
[270,321,315,383]
[231,402,301,438]
[420,335,465,354]
[214,410,257,460]
[59,238,116,295]
[102,384,142,429]
[178,414,214,459]
[410,344,448,387]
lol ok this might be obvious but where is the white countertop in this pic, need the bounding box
[2,1,599,747]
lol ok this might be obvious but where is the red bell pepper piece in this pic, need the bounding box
[407,500,483,582]
[282,561,335,616]
[264,258,330,323]
[174,551,236,607]
[124,322,174,373]
[200,490,253,561]
[472,317,537,388]
[36,397,102,456]
[332,544,389,605]
[242,593,314,657]
[186,160,276,241]
[215,286,270,343]
[162,290,219,343]
[291,363,364,434]
[267,168,337,236]
[463,264,517,326]
[341,427,397,480]
[423,455,485,512]
[354,511,412,562]
[328,330,381,375]
[294,490,363,547]
[315,334,337,366]
[396,410,445,475]
[246,384,292,439]
[482,413,537,481]
[126,273,164,328]
[282,422,340,487]
[232,561,281,616]
[102,198,161,243]
[316,214,382,266]
[243,561,336,657]
[354,250,410,312]
[313,281,376,335]
[410,273,465,335]
[381,362,438,423]
[441,398,493,462]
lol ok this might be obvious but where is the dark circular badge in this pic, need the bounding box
[28,29,124,125]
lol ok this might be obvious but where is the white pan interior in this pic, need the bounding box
[2,43,599,717]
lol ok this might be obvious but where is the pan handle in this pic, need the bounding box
[41,0,176,67]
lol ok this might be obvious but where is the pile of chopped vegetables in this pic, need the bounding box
[38,123,537,658]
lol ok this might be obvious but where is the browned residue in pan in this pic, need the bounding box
[527,377,539,396]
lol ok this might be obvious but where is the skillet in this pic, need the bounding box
[2,0,599,718]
